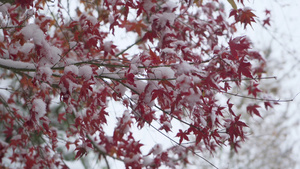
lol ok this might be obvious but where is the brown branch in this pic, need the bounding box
[223,91,299,102]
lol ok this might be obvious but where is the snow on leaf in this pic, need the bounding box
[32,99,46,119]
[79,65,93,80]
[64,65,79,75]
[151,67,175,79]
[20,24,45,45]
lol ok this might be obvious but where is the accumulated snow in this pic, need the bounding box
[46,45,61,64]
[134,80,147,94]
[40,82,50,91]
[19,43,34,54]
[211,107,217,126]
[151,67,175,79]
[142,0,155,13]
[124,154,140,164]
[116,111,131,134]
[79,65,93,80]
[37,42,61,66]
[97,67,123,79]
[176,61,197,75]
[69,41,77,48]
[84,14,97,25]
[152,144,163,155]
[176,74,191,91]
[151,12,176,28]
[143,156,153,166]
[0,58,35,70]
[21,24,45,45]
[67,78,79,95]
[103,41,114,52]
[192,76,201,84]
[129,64,139,74]
[161,1,177,12]
[161,48,177,55]
[186,91,201,107]
[32,99,46,119]
[162,121,172,129]
[0,30,4,42]
[64,65,79,75]
[63,58,77,66]
[115,84,127,96]
[0,3,10,17]
[37,66,53,83]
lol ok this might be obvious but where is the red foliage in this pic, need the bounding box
[230,8,257,28]
[0,0,274,168]
[247,104,261,117]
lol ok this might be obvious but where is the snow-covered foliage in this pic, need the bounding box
[0,0,280,168]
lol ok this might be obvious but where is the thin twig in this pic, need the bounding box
[224,91,299,102]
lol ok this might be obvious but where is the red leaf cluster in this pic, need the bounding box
[0,0,274,168]
[230,8,257,29]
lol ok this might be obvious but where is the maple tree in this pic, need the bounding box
[0,0,277,168]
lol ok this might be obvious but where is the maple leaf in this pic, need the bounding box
[176,129,189,144]
[265,9,271,15]
[238,59,253,79]
[79,80,94,102]
[123,20,147,36]
[237,0,244,5]
[227,99,236,116]
[142,31,158,43]
[58,113,67,123]
[148,46,161,64]
[0,0,274,168]
[75,147,87,159]
[15,0,34,7]
[226,114,248,143]
[229,36,251,59]
[230,8,256,29]
[124,73,136,87]
[264,101,273,110]
[263,17,271,27]
[247,83,261,98]
[247,104,261,117]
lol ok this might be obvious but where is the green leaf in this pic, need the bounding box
[227,0,237,10]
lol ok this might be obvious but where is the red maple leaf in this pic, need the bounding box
[265,9,271,15]
[247,104,261,117]
[238,59,253,79]
[75,147,87,159]
[263,17,271,27]
[247,83,261,98]
[123,20,147,36]
[230,8,256,29]
[226,114,248,143]
[15,0,34,7]
[229,36,251,59]
[176,129,189,144]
